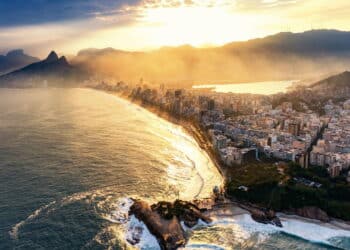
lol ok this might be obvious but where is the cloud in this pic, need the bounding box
[118,0,235,10]
[123,0,297,10]
[0,0,141,27]
[235,0,298,10]
[0,0,305,29]
[0,0,349,57]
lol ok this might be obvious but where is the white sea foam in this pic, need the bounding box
[210,214,279,241]
[103,197,134,224]
[279,216,350,246]
[148,120,222,201]
[9,200,56,240]
[105,197,160,249]
[187,213,350,249]
[9,188,111,241]
[125,215,160,250]
[182,244,226,250]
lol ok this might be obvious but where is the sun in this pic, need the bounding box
[65,3,273,53]
[137,5,260,47]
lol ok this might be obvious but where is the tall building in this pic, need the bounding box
[298,153,309,168]
[208,99,215,110]
[328,163,342,178]
[288,122,301,136]
[175,89,182,98]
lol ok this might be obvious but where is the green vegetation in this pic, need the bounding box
[227,162,350,221]
[227,162,283,209]
[227,162,281,188]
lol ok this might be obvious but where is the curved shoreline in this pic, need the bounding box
[110,90,226,181]
[101,88,224,199]
[94,88,350,248]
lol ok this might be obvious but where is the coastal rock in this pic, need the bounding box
[293,206,330,222]
[250,208,282,227]
[129,200,186,250]
[129,199,212,249]
[152,200,212,228]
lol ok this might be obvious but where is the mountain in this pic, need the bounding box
[0,49,39,74]
[285,71,350,103]
[0,51,87,87]
[73,30,350,86]
[307,71,350,99]
[2,30,349,87]
[223,30,350,56]
[311,71,350,88]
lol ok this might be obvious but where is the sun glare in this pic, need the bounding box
[138,6,261,47]
[61,3,282,54]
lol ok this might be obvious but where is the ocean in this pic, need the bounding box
[0,88,349,249]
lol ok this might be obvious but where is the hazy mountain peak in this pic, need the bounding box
[46,51,59,62]
[311,70,350,89]
[58,56,69,66]
[6,49,25,57]
[0,49,88,87]
[0,49,39,75]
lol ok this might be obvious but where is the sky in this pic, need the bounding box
[0,0,350,57]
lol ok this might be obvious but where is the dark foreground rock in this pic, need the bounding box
[129,199,211,249]
[292,206,330,222]
[151,200,212,227]
[250,208,282,227]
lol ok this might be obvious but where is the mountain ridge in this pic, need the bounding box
[2,30,350,87]
[72,29,350,84]
[0,51,87,87]
[311,71,350,88]
[0,49,39,74]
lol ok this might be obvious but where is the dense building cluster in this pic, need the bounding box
[207,104,323,167]
[310,102,350,178]
[95,82,350,180]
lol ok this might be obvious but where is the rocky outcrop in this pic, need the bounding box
[151,200,212,228]
[129,200,186,250]
[250,208,282,227]
[129,199,212,249]
[292,206,330,222]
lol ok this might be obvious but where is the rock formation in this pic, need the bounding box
[293,206,330,222]
[129,199,212,249]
